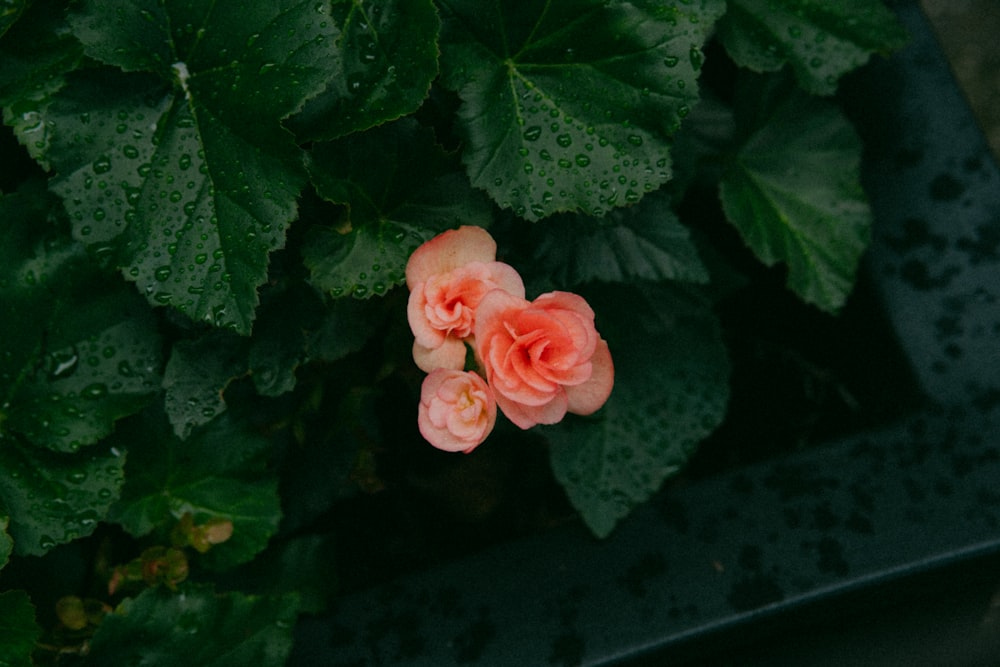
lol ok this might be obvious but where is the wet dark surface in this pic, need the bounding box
[291,3,1000,665]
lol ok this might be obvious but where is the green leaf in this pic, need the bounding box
[162,332,247,439]
[305,118,491,298]
[528,192,709,287]
[0,185,162,453]
[547,283,730,538]
[84,584,298,667]
[0,590,41,667]
[109,409,281,569]
[0,0,29,40]
[289,0,440,141]
[437,0,724,220]
[0,438,126,556]
[37,1,341,333]
[0,516,12,570]
[717,0,908,96]
[0,0,84,170]
[719,91,872,312]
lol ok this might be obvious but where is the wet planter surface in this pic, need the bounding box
[292,3,1000,665]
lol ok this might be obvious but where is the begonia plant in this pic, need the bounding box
[0,0,907,663]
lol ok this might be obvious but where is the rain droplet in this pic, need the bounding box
[556,134,572,147]
[67,471,88,484]
[92,156,112,174]
[81,383,108,399]
[154,266,172,281]
[689,45,703,70]
[522,126,542,141]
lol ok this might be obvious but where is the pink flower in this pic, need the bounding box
[418,369,497,453]
[406,226,525,372]
[474,290,614,429]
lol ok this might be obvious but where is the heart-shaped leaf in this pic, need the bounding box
[37,0,341,333]
[719,91,872,312]
[438,0,725,220]
[547,283,730,538]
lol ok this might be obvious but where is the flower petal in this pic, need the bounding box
[405,226,497,288]
[495,386,569,429]
[566,339,614,416]
[413,337,468,372]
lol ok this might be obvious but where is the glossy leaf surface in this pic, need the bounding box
[438,0,724,219]
[718,0,908,95]
[547,284,729,537]
[529,192,709,287]
[37,0,341,333]
[719,92,872,312]
[0,185,161,454]
[162,332,247,439]
[289,0,440,140]
[0,439,126,556]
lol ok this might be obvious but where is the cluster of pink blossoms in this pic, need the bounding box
[406,226,614,453]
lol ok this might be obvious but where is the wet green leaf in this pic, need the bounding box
[0,438,126,556]
[35,0,341,333]
[717,0,908,95]
[0,516,12,570]
[529,192,709,287]
[84,583,298,667]
[289,0,440,141]
[547,284,729,538]
[0,590,41,667]
[0,0,29,39]
[109,409,280,570]
[0,0,84,170]
[162,332,247,439]
[0,185,162,454]
[719,91,871,312]
[437,0,724,220]
[305,118,491,298]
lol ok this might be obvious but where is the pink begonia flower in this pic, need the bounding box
[406,226,525,372]
[474,289,614,429]
[418,369,497,453]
